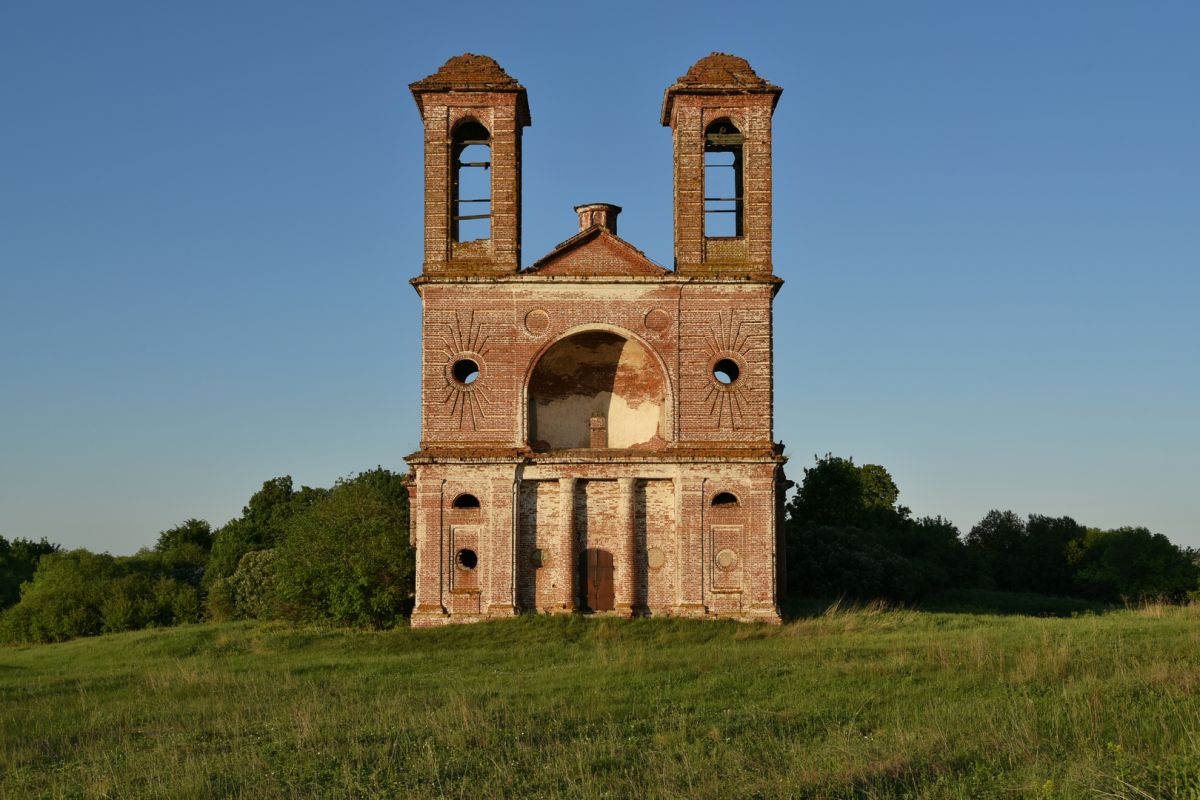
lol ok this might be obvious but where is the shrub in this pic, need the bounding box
[204,578,236,623]
[0,535,59,610]
[273,469,413,627]
[225,549,279,619]
[0,550,200,644]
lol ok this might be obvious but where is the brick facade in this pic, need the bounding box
[405,54,788,626]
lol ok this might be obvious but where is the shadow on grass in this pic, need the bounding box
[779,589,1114,622]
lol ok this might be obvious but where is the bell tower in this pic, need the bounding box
[410,54,531,274]
[406,53,787,627]
[661,53,782,275]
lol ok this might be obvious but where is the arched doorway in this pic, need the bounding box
[527,330,667,450]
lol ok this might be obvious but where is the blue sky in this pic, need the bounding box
[1,1,1197,553]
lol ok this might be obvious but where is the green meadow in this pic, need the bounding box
[2,600,1199,799]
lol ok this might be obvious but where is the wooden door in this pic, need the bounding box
[582,548,614,611]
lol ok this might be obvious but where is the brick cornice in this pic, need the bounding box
[410,272,783,293]
[405,446,786,466]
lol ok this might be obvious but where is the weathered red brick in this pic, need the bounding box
[406,54,788,627]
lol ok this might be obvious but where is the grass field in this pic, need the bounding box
[2,598,1199,799]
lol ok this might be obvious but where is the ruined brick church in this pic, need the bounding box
[404,53,788,626]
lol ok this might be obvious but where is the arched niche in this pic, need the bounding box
[527,330,667,450]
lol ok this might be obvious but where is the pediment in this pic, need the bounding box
[525,228,670,277]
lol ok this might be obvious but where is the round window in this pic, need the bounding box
[455,548,478,570]
[452,358,480,385]
[712,358,741,386]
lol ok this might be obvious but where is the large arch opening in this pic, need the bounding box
[528,330,667,451]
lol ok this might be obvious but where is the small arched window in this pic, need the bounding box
[704,119,743,238]
[452,493,481,509]
[451,119,491,242]
[711,491,740,508]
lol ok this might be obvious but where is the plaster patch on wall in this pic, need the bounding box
[533,391,663,449]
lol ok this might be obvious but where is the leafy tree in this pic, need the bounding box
[273,468,413,627]
[205,477,326,588]
[789,455,908,529]
[153,518,213,559]
[860,464,900,512]
[964,511,1087,596]
[785,455,966,600]
[0,535,59,610]
[203,578,237,622]
[205,519,261,589]
[964,510,1027,591]
[137,519,213,585]
[884,515,976,590]
[1022,515,1086,596]
[1068,527,1199,602]
[788,455,868,528]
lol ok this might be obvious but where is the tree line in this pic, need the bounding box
[1,457,1195,644]
[0,469,413,644]
[785,455,1199,605]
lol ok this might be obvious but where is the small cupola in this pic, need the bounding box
[575,203,621,235]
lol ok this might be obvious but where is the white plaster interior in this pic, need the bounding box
[528,331,666,450]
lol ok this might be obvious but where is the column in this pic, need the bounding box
[616,477,637,616]
[748,465,782,622]
[677,476,706,616]
[556,477,576,612]
[411,478,448,626]
[487,474,517,617]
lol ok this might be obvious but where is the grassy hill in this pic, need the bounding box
[2,601,1198,799]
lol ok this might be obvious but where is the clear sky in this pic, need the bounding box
[2,1,1197,554]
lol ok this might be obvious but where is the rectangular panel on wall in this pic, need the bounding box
[447,524,482,615]
[709,524,745,592]
[449,525,481,593]
[639,479,677,611]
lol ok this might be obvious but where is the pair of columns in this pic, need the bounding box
[556,476,638,614]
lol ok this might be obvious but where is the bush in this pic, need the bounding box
[787,523,924,601]
[204,578,236,623]
[0,550,201,644]
[202,550,278,622]
[0,535,59,611]
[225,549,279,620]
[273,469,413,627]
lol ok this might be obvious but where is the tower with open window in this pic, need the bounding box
[409,54,530,274]
[661,54,781,275]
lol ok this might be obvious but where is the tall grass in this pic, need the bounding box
[2,603,1199,798]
